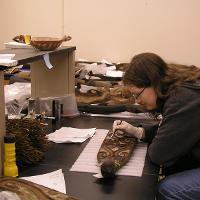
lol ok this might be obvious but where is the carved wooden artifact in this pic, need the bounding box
[97,130,137,178]
[0,177,78,200]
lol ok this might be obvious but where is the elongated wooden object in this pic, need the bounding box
[97,130,137,178]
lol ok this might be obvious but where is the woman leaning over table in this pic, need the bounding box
[113,52,200,200]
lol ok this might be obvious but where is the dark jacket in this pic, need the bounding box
[142,81,200,167]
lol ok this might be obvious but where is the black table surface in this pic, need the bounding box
[19,115,159,200]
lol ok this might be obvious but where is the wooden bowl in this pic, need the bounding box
[30,35,71,51]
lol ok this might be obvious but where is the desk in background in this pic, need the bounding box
[0,46,76,175]
[20,116,159,200]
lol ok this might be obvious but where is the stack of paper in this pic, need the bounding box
[47,127,96,143]
[0,54,17,67]
[21,169,66,193]
[4,41,33,49]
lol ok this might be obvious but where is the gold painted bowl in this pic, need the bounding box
[30,35,72,51]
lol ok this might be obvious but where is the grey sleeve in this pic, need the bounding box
[147,88,200,167]
[140,122,159,143]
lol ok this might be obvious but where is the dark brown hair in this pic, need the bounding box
[123,52,200,99]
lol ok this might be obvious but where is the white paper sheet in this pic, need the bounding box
[4,41,33,49]
[0,54,17,66]
[43,54,54,69]
[70,129,147,177]
[21,169,66,193]
[105,70,124,77]
[47,127,96,143]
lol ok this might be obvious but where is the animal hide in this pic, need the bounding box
[75,88,110,104]
[76,86,135,105]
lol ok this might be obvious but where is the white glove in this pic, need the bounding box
[112,120,145,139]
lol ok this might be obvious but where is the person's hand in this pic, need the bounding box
[112,120,145,139]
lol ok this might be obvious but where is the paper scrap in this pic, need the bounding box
[99,59,113,65]
[0,54,15,59]
[43,54,54,69]
[80,84,98,93]
[21,169,66,193]
[70,129,148,177]
[105,70,124,77]
[4,41,33,49]
[0,54,17,67]
[47,127,96,143]
[93,173,103,178]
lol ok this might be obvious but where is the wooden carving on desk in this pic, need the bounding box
[97,130,138,178]
[0,177,78,200]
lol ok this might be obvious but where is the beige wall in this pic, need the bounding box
[0,0,63,47]
[1,0,200,65]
